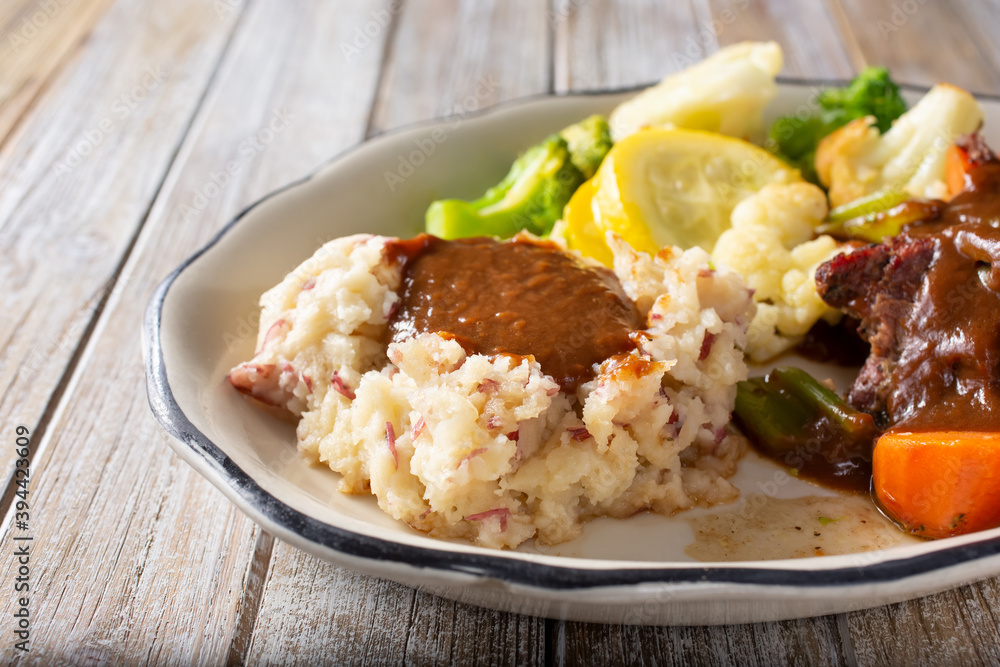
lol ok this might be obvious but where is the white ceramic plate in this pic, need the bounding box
[143,80,1000,625]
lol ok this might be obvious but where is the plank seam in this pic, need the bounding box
[824,0,867,72]
[545,0,556,94]
[835,613,860,667]
[225,528,276,666]
[0,0,253,535]
[0,0,115,154]
[544,618,563,666]
[363,0,404,139]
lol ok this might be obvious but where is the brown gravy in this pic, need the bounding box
[765,415,874,494]
[386,235,642,392]
[736,370,878,494]
[942,159,1000,227]
[684,493,920,561]
[891,161,1000,431]
[891,221,1000,430]
[760,142,1000,491]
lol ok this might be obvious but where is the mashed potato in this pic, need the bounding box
[230,233,755,548]
[711,183,843,362]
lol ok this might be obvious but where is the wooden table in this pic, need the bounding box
[3,0,1000,663]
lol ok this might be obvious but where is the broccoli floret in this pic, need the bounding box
[769,67,908,185]
[425,134,585,239]
[425,114,616,240]
[818,67,907,133]
[561,115,613,179]
[768,116,826,184]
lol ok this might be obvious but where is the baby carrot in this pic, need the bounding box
[873,430,1000,538]
[945,144,973,198]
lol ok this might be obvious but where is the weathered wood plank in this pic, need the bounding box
[707,0,855,78]
[244,1,553,663]
[957,0,1000,91]
[0,0,117,144]
[6,1,999,664]
[369,0,551,135]
[0,0,391,662]
[556,617,849,666]
[553,0,709,93]
[244,551,546,666]
[555,0,856,94]
[829,0,1000,94]
[0,0,242,489]
[847,581,1000,666]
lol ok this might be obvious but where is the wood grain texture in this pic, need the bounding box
[5,0,1000,664]
[847,581,1000,666]
[243,1,554,663]
[0,0,116,145]
[554,0,857,92]
[245,550,546,666]
[0,0,242,490]
[553,0,709,92]
[554,616,851,666]
[830,0,1000,94]
[368,0,552,135]
[0,0,390,662]
[707,0,855,78]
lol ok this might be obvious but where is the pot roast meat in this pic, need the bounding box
[815,137,1000,431]
[815,235,936,422]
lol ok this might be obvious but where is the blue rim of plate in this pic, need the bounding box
[143,78,1000,591]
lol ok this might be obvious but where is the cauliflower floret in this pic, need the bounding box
[609,41,782,143]
[712,183,842,361]
[816,83,984,207]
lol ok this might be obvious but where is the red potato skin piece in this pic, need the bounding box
[465,508,510,531]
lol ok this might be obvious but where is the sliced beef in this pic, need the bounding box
[817,134,1000,432]
[815,235,936,421]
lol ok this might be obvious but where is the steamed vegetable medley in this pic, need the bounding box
[424,41,1000,542]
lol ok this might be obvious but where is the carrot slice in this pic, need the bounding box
[945,145,973,198]
[873,431,1000,538]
